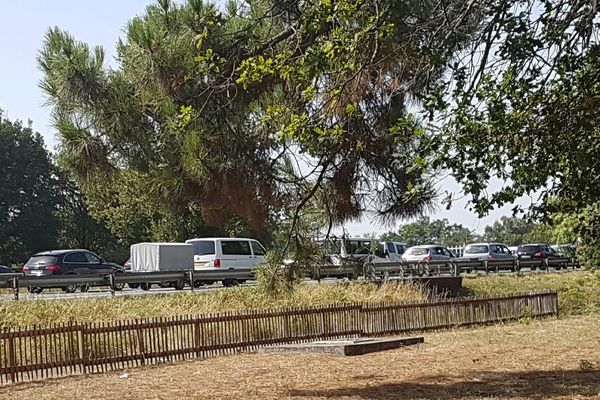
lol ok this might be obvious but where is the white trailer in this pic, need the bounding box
[130,242,194,290]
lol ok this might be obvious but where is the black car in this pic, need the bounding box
[516,244,564,268]
[0,265,12,273]
[23,250,124,293]
[516,244,561,259]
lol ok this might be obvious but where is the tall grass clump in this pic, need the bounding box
[0,281,427,329]
[463,270,600,316]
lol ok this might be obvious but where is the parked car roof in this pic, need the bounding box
[34,249,91,256]
[407,244,442,249]
[186,237,257,241]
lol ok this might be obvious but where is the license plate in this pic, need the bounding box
[520,255,531,259]
[194,262,206,268]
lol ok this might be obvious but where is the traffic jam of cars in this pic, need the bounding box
[0,237,579,294]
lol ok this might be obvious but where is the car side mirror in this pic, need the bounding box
[99,258,104,264]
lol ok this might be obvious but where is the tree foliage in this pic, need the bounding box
[0,112,60,265]
[0,111,132,265]
[55,177,129,262]
[38,0,483,243]
[429,0,599,218]
[380,217,478,247]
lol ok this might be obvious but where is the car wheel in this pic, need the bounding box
[128,283,140,289]
[62,284,77,293]
[222,278,238,287]
[140,282,152,291]
[173,279,185,290]
[28,287,43,294]
[80,284,90,293]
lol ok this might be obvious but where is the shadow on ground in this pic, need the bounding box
[289,369,600,399]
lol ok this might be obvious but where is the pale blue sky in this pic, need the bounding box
[0,1,524,235]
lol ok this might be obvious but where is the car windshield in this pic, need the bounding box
[519,245,539,253]
[190,241,216,255]
[464,245,489,254]
[404,248,428,256]
[26,255,58,265]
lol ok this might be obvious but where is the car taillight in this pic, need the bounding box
[23,266,29,272]
[47,265,61,272]
[214,259,221,268]
[534,252,543,257]
[487,255,493,261]
[423,255,432,261]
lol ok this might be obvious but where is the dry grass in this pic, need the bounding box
[464,270,600,316]
[1,316,599,399]
[0,281,426,328]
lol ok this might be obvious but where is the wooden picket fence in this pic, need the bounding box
[0,291,558,385]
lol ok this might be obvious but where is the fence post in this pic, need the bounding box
[6,330,16,383]
[137,325,146,365]
[11,277,19,301]
[188,271,195,292]
[108,274,116,297]
[194,319,202,357]
[552,291,559,317]
[484,260,489,274]
[78,325,87,375]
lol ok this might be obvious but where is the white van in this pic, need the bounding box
[185,237,267,270]
[185,237,268,287]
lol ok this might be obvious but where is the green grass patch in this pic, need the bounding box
[463,270,600,316]
[0,281,426,328]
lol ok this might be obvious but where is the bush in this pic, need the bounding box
[0,281,428,328]
[463,270,600,316]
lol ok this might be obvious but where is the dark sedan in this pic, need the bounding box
[23,250,124,293]
[516,243,564,269]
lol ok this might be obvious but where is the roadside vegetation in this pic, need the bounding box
[4,269,599,328]
[463,270,600,316]
[0,281,426,328]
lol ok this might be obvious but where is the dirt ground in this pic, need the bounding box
[1,316,600,400]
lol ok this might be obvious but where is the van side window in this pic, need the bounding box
[251,241,266,256]
[221,241,252,255]
[191,241,215,255]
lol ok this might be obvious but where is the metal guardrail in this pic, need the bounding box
[0,269,258,300]
[0,256,580,300]
[313,257,578,278]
